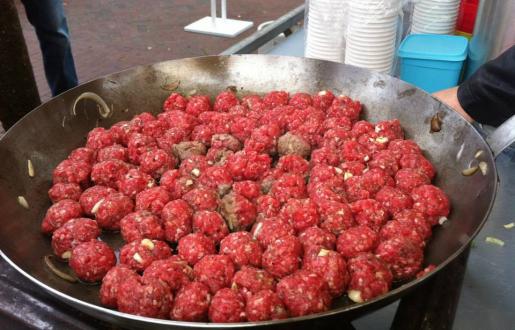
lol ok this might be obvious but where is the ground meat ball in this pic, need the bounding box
[322,127,353,150]
[225,151,271,181]
[399,153,436,180]
[275,155,309,177]
[369,150,399,177]
[51,218,100,259]
[309,165,345,190]
[279,198,320,233]
[220,192,257,231]
[41,199,83,234]
[310,147,341,167]
[157,127,189,153]
[206,147,234,166]
[270,173,307,204]
[341,140,370,163]
[79,185,116,215]
[183,187,219,212]
[375,186,413,216]
[360,168,395,196]
[393,209,432,240]
[192,211,229,244]
[95,192,134,230]
[160,200,193,243]
[142,119,169,139]
[142,256,194,292]
[90,160,130,189]
[242,95,264,110]
[340,161,367,177]
[86,127,116,150]
[411,185,450,217]
[211,133,242,151]
[255,195,281,220]
[194,255,235,294]
[160,170,195,200]
[277,132,311,158]
[375,119,404,140]
[116,168,155,198]
[208,288,246,323]
[260,168,282,194]
[139,148,176,179]
[323,115,353,131]
[328,95,362,122]
[303,247,349,297]
[289,92,312,109]
[231,266,276,301]
[120,211,164,242]
[318,200,355,235]
[232,181,261,201]
[198,166,233,196]
[262,235,302,279]
[177,233,216,266]
[312,90,335,110]
[135,187,171,214]
[68,147,96,165]
[97,144,128,162]
[350,199,388,231]
[127,133,157,164]
[220,232,262,269]
[99,265,139,308]
[163,92,188,112]
[308,182,346,205]
[230,116,258,142]
[387,139,422,161]
[346,253,392,303]
[263,91,289,108]
[48,183,82,203]
[375,237,424,281]
[244,123,281,154]
[344,176,370,202]
[298,226,336,251]
[379,220,425,248]
[172,141,207,162]
[158,111,198,134]
[246,290,288,321]
[186,95,211,116]
[214,91,239,112]
[110,121,135,146]
[171,282,212,321]
[276,270,331,317]
[179,155,209,179]
[69,240,116,282]
[251,217,294,247]
[52,159,91,187]
[337,226,379,259]
[120,239,172,272]
[395,168,431,193]
[117,277,172,319]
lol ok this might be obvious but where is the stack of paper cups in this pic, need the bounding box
[412,0,461,34]
[345,0,402,74]
[305,0,348,63]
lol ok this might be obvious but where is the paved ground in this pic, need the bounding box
[15,0,302,101]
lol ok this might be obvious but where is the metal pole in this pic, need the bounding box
[210,0,217,24]
[221,0,227,19]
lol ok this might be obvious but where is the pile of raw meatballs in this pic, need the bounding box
[42,89,450,322]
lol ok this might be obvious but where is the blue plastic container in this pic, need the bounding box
[397,34,469,93]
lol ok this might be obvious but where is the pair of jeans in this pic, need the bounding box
[21,0,78,96]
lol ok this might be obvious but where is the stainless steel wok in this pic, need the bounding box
[1,55,514,329]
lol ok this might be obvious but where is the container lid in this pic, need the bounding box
[397,34,469,61]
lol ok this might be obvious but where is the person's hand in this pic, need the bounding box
[433,87,474,122]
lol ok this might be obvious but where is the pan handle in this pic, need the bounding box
[486,115,515,158]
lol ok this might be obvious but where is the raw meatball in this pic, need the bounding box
[379,219,425,248]
[178,155,209,179]
[411,185,450,218]
[209,288,246,323]
[375,237,423,281]
[346,253,393,303]
[298,226,336,251]
[142,119,169,139]
[368,150,399,177]
[120,211,164,242]
[214,90,239,112]
[198,166,233,196]
[157,110,197,134]
[52,159,91,187]
[79,185,116,216]
[394,168,431,193]
[360,168,395,197]
[337,226,379,259]
[318,200,355,235]
[41,199,83,234]
[375,186,413,216]
[231,266,276,301]
[393,209,432,240]
[163,92,188,112]
[263,90,289,108]
[233,181,261,201]
[116,168,156,198]
[99,265,139,308]
[387,139,421,161]
[350,199,388,231]
[192,211,229,244]
[68,147,96,165]
[157,127,189,153]
[211,133,242,151]
[308,182,346,206]
[51,218,100,260]
[161,200,193,243]
[90,159,130,188]
[194,254,236,294]
[86,127,116,150]
[277,132,311,158]
[94,192,134,231]
[119,239,172,272]
[225,151,271,181]
[246,290,288,321]
[374,119,404,141]
[177,233,216,266]
[135,187,171,214]
[117,276,172,319]
[279,198,320,233]
[328,95,362,122]
[310,147,341,167]
[270,173,307,204]
[276,270,331,317]
[69,240,116,282]
[142,256,194,292]
[183,187,219,212]
[255,195,281,220]
[340,161,367,177]
[244,123,281,154]
[139,148,176,178]
[160,169,195,200]
[171,282,212,321]
[219,192,257,231]
[399,153,435,180]
[127,133,157,164]
[186,95,212,116]
[276,155,310,176]
[312,90,335,110]
[48,183,82,203]
[262,235,302,279]
[341,140,370,163]
[96,144,128,162]
[289,92,312,109]
[250,218,295,248]
[220,232,262,269]
[173,141,207,161]
[303,247,349,297]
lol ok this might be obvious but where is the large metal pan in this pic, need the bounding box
[1,55,514,329]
